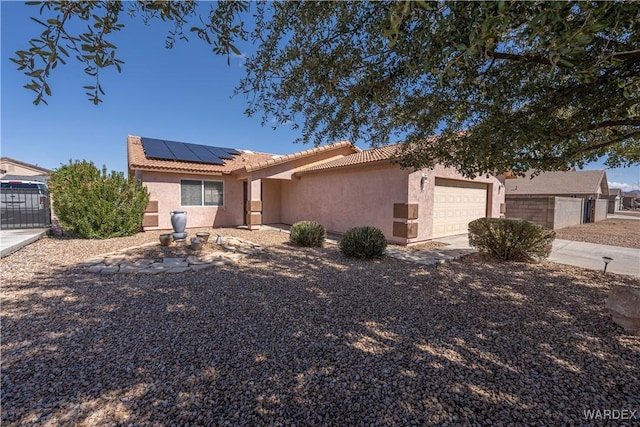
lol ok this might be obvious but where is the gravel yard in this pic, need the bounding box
[2,228,639,426]
[555,219,640,249]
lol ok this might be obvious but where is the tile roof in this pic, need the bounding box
[295,143,403,174]
[127,135,276,174]
[505,170,608,196]
[243,140,358,172]
[128,136,359,175]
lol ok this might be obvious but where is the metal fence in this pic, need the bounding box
[1,188,52,229]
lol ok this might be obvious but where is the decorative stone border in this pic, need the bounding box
[80,237,262,275]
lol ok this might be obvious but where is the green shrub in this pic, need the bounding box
[290,220,327,247]
[49,160,150,239]
[340,226,387,259]
[468,218,555,261]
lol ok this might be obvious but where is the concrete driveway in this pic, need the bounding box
[0,228,49,258]
[435,234,640,277]
[549,240,640,277]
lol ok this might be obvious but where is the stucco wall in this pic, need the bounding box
[553,197,585,229]
[407,165,504,242]
[140,171,244,230]
[262,179,282,224]
[282,163,503,244]
[594,198,608,222]
[281,164,410,243]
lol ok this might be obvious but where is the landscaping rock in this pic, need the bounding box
[190,263,215,271]
[605,285,640,335]
[100,266,119,274]
[119,265,141,274]
[81,232,264,275]
[186,255,207,265]
[200,252,226,263]
[167,267,191,274]
[88,264,106,273]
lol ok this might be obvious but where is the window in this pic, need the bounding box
[180,180,223,206]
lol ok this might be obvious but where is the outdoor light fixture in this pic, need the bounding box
[420,174,428,193]
[602,256,613,273]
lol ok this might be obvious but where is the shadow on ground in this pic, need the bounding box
[2,243,639,425]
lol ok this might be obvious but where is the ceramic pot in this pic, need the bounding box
[170,211,187,233]
[159,233,173,246]
[190,237,205,251]
[196,232,210,244]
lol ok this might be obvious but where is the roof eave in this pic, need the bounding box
[244,141,358,172]
[129,165,228,176]
[294,157,399,177]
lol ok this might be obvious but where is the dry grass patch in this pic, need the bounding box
[555,219,640,249]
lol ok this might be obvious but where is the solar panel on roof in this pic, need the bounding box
[142,138,176,160]
[188,144,223,164]
[169,144,201,163]
[140,137,237,165]
[207,146,237,160]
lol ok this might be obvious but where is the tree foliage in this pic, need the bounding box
[48,160,149,239]
[12,1,640,177]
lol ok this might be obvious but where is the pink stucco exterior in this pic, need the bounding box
[279,163,503,244]
[281,163,410,244]
[139,171,245,230]
[132,140,504,244]
[406,165,503,243]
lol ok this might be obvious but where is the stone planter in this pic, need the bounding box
[170,211,187,241]
[190,237,205,251]
[196,232,210,244]
[159,233,173,246]
[170,211,187,233]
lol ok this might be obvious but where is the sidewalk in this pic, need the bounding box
[432,234,640,277]
[0,228,49,258]
[549,239,640,276]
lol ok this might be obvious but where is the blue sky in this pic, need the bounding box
[2,2,638,190]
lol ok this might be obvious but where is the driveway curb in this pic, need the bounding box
[0,229,48,258]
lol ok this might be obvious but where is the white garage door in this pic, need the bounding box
[433,178,488,238]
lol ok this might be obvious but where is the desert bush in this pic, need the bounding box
[290,220,327,247]
[340,226,387,259]
[48,160,150,239]
[468,218,555,261]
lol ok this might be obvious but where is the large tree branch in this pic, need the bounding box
[558,119,640,138]
[570,130,640,157]
[487,51,560,66]
[585,119,640,131]
[487,49,640,67]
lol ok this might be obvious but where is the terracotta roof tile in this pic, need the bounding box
[243,140,358,172]
[127,135,275,174]
[294,137,445,175]
[295,143,403,174]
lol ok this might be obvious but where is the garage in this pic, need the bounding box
[433,178,488,238]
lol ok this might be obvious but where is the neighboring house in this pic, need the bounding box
[128,135,505,245]
[608,188,624,213]
[505,170,609,229]
[0,157,51,180]
[505,170,609,199]
[622,191,640,209]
